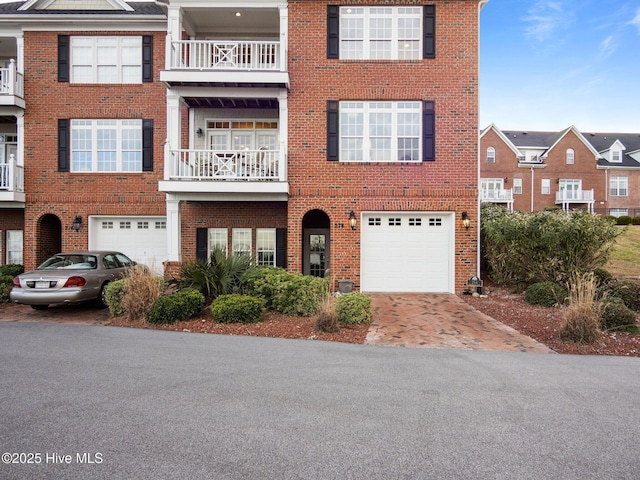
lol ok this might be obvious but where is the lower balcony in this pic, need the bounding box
[0,156,25,204]
[555,189,595,213]
[481,189,514,211]
[158,148,288,201]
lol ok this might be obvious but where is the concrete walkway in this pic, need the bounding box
[366,293,554,353]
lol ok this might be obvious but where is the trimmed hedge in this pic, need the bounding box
[211,294,265,324]
[524,282,567,308]
[146,288,205,324]
[104,279,127,317]
[0,264,24,277]
[336,292,372,325]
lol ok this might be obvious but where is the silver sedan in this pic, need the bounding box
[10,251,135,310]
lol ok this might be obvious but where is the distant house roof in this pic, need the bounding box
[0,1,164,15]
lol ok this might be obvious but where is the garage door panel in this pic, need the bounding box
[361,213,453,293]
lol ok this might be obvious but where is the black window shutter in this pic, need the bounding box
[58,35,70,82]
[327,101,339,161]
[196,228,208,261]
[142,35,153,82]
[142,119,153,171]
[327,5,339,59]
[58,119,69,172]
[423,101,435,161]
[423,5,436,59]
[276,228,287,268]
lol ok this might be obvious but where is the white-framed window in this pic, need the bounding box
[559,179,582,199]
[232,228,252,257]
[541,178,551,195]
[256,229,276,266]
[205,120,278,152]
[566,148,574,164]
[486,147,495,163]
[513,178,523,195]
[340,6,422,60]
[610,208,629,217]
[208,228,228,256]
[71,36,142,84]
[611,150,622,163]
[610,176,628,197]
[340,101,421,162]
[6,230,23,265]
[71,119,142,172]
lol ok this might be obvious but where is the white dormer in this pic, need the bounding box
[601,139,626,163]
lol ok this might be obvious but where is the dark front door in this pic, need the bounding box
[303,228,330,277]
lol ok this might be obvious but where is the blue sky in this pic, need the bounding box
[480,0,640,133]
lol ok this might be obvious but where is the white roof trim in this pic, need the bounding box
[480,123,521,156]
[546,125,600,158]
[19,0,134,12]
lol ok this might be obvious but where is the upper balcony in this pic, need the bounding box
[481,189,514,212]
[0,59,24,109]
[0,153,25,205]
[161,5,288,88]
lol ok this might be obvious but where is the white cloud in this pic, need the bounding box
[598,35,616,58]
[632,8,640,33]
[523,1,568,42]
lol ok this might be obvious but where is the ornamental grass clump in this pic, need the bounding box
[120,265,164,321]
[315,296,340,333]
[558,273,602,344]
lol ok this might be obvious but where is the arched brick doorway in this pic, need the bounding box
[301,209,330,277]
[37,214,62,266]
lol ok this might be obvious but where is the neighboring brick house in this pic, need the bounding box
[0,0,485,294]
[480,124,640,216]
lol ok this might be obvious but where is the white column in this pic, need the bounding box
[165,91,182,181]
[279,4,288,71]
[16,35,23,72]
[166,194,181,262]
[278,90,288,182]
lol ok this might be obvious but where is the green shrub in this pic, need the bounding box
[0,274,14,303]
[524,282,567,307]
[211,294,265,324]
[600,279,640,312]
[336,292,372,325]
[599,299,638,332]
[592,268,614,286]
[244,266,292,308]
[105,279,127,317]
[146,288,205,324]
[0,264,24,277]
[632,217,640,226]
[616,215,633,225]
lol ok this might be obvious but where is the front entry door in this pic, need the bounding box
[303,229,330,277]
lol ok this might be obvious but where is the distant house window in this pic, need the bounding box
[566,148,574,164]
[541,179,551,195]
[610,176,628,197]
[610,208,629,217]
[70,36,142,84]
[513,178,522,195]
[611,150,622,163]
[487,147,495,163]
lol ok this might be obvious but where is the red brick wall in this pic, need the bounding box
[22,30,166,269]
[287,0,480,292]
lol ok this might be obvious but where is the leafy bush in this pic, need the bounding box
[336,292,372,325]
[120,265,164,320]
[524,282,567,308]
[315,297,339,333]
[599,299,638,332]
[173,247,254,302]
[105,279,127,317]
[146,288,205,324]
[599,279,640,312]
[632,217,640,226]
[211,294,265,324]
[244,266,292,308]
[0,264,24,277]
[592,268,614,286]
[481,204,620,285]
[0,274,14,303]
[616,215,633,225]
[558,274,601,344]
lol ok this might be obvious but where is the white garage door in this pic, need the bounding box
[361,212,454,293]
[89,216,167,274]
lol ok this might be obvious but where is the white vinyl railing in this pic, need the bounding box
[167,149,281,181]
[0,60,24,97]
[555,189,594,202]
[169,40,281,71]
[481,189,513,201]
[0,154,24,192]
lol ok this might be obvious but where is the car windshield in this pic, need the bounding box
[37,255,98,270]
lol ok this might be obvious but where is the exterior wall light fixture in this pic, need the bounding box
[461,211,470,229]
[72,215,82,232]
[196,128,203,137]
[348,211,357,230]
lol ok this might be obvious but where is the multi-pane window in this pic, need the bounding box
[513,178,523,195]
[232,229,252,257]
[487,147,495,163]
[208,228,228,255]
[71,36,142,84]
[6,230,22,265]
[256,229,276,266]
[611,150,622,163]
[340,101,420,162]
[541,179,551,195]
[566,148,574,164]
[71,119,142,172]
[610,176,628,197]
[340,7,422,60]
[610,208,629,217]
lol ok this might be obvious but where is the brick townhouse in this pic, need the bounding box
[480,124,640,215]
[0,0,485,294]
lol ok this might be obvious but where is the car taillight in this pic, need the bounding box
[63,276,86,288]
[12,277,21,288]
